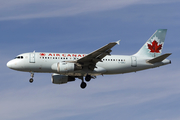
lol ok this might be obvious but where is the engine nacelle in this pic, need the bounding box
[51,62,82,73]
[51,73,75,84]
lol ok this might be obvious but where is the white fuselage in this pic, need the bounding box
[7,52,171,76]
[6,29,171,89]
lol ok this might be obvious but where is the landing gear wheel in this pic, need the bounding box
[85,75,91,82]
[80,82,87,89]
[29,72,34,83]
[29,78,33,83]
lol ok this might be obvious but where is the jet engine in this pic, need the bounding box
[51,73,75,84]
[51,62,82,73]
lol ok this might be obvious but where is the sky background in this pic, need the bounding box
[0,0,180,120]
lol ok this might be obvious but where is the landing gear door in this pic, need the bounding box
[131,56,137,67]
[29,51,35,63]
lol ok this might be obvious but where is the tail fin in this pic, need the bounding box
[134,29,167,58]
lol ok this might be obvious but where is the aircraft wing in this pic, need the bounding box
[77,40,120,70]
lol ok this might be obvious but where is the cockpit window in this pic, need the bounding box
[15,56,23,59]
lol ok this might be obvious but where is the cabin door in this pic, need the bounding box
[29,51,35,63]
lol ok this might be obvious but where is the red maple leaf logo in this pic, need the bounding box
[40,53,46,56]
[147,40,162,53]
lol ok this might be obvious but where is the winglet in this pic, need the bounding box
[116,40,121,45]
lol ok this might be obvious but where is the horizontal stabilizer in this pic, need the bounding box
[147,53,172,63]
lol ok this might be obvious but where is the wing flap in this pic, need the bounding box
[147,53,172,63]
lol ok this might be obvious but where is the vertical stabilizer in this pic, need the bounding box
[134,29,167,58]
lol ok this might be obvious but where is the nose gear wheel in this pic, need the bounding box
[29,72,34,83]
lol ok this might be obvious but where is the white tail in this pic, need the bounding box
[134,29,167,58]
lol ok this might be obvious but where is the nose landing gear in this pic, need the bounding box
[29,72,34,83]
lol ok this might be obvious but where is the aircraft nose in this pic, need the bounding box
[7,59,24,70]
[7,60,17,69]
[7,60,13,68]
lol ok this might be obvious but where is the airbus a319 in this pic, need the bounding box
[7,29,171,89]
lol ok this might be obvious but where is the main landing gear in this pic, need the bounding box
[29,72,34,83]
[85,74,91,82]
[80,81,87,89]
[80,74,92,89]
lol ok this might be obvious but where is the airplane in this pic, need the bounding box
[7,29,171,89]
